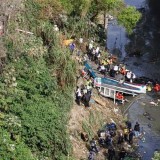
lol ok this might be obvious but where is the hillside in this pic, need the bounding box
[0,0,142,159]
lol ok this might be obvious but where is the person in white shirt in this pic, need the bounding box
[99,64,106,75]
[96,46,100,54]
[75,86,82,105]
[126,71,132,81]
[113,65,119,72]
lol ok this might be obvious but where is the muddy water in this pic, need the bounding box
[125,94,160,159]
[107,0,160,159]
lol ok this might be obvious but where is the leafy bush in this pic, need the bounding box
[152,151,160,160]
[117,6,142,34]
[0,128,35,160]
[0,54,75,159]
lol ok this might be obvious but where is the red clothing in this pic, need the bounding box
[154,84,160,92]
[120,68,126,75]
[116,92,124,100]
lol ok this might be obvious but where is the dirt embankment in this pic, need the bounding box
[68,72,125,160]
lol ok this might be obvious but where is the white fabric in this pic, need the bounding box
[126,71,132,79]
[53,25,59,31]
[92,49,96,55]
[89,43,93,50]
[114,65,119,71]
[97,53,101,58]
[132,73,136,79]
[79,38,83,43]
[101,65,105,70]
[96,47,100,53]
[77,88,82,97]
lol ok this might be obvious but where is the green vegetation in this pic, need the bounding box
[0,0,142,159]
[118,6,142,34]
[82,110,104,140]
[152,151,160,160]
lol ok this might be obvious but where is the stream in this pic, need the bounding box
[107,0,160,159]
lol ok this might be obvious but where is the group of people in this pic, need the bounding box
[87,121,142,160]
[86,40,136,84]
[146,81,160,92]
[75,78,93,107]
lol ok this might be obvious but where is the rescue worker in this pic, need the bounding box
[123,127,129,142]
[154,83,160,92]
[99,63,106,75]
[116,92,125,104]
[83,91,91,107]
[120,65,126,75]
[128,129,135,144]
[108,147,116,160]
[118,147,127,160]
[134,122,140,137]
[90,138,99,153]
[117,132,124,144]
[126,71,132,82]
[75,86,82,105]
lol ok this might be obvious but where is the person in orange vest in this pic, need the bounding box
[116,92,125,104]
[120,66,127,75]
[154,83,160,92]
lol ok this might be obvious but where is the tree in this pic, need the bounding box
[117,6,142,34]
[89,0,123,21]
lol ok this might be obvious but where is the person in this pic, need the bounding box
[123,127,129,142]
[79,37,83,49]
[83,91,91,107]
[99,63,106,75]
[88,150,96,160]
[90,138,99,153]
[70,42,76,53]
[154,83,160,92]
[108,147,116,160]
[105,135,113,147]
[118,147,127,160]
[134,122,140,137]
[113,64,119,72]
[116,92,125,104]
[53,24,59,31]
[126,121,132,130]
[91,47,96,61]
[126,71,132,82]
[75,86,82,105]
[120,66,126,75]
[81,69,87,78]
[128,129,135,144]
[89,40,93,50]
[130,72,136,83]
[117,132,124,144]
[146,81,153,92]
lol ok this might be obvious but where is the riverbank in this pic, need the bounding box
[106,0,160,159]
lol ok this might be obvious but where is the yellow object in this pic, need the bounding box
[63,39,74,46]
[146,85,152,92]
[124,128,128,134]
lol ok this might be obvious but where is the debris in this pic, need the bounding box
[92,96,106,107]
[81,132,89,142]
[149,101,158,106]
[113,108,119,113]
[16,29,34,35]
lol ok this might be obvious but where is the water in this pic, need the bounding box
[106,0,160,159]
[107,0,160,81]
[127,96,160,160]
